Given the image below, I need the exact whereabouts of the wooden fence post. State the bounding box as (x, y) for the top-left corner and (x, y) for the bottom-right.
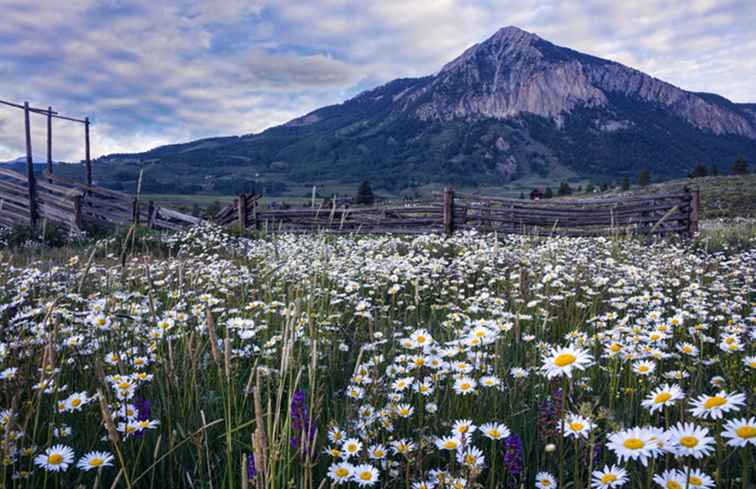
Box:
(132, 198), (140, 225)
(47, 106), (53, 179)
(147, 201), (156, 229)
(688, 188), (700, 236)
(238, 193), (248, 231)
(24, 102), (38, 231)
(72, 194), (82, 229)
(84, 117), (92, 186)
(443, 186), (455, 237)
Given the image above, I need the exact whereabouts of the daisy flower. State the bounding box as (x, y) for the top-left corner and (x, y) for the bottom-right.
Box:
(456, 446), (485, 468)
(367, 444), (387, 460)
(743, 355), (756, 369)
(666, 422), (714, 459)
(591, 464), (628, 488)
(689, 391), (746, 419)
(76, 451), (114, 471)
(542, 346), (593, 379)
(652, 469), (685, 489)
(632, 360), (656, 376)
(641, 384), (684, 414)
(564, 414), (594, 439)
(480, 422), (510, 440)
(606, 427), (658, 466)
(451, 419), (476, 437)
(721, 417), (756, 447)
(352, 463), (379, 487)
(33, 444), (75, 472)
(453, 376), (477, 395)
(535, 471), (557, 489)
(396, 404), (414, 418)
(680, 467), (715, 489)
(341, 438), (363, 458)
(435, 435), (462, 451)
(327, 462), (353, 484)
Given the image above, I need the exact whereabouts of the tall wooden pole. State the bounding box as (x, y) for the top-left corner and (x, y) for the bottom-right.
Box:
(24, 102), (37, 230)
(688, 188), (700, 236)
(443, 186), (455, 237)
(47, 106), (53, 176)
(84, 116), (91, 186)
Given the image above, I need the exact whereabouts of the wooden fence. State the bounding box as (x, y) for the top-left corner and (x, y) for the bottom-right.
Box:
(0, 165), (699, 238)
(0, 168), (202, 233)
(215, 187), (700, 238)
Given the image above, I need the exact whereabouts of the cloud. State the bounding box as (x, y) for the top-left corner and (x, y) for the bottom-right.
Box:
(0, 0), (754, 161)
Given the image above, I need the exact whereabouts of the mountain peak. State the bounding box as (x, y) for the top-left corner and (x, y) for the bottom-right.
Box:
(488, 25), (540, 43)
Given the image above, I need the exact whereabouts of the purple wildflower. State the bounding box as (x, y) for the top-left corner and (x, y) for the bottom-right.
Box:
(247, 453), (256, 479)
(290, 389), (317, 456)
(132, 395), (151, 438)
(538, 387), (563, 440)
(502, 433), (524, 485)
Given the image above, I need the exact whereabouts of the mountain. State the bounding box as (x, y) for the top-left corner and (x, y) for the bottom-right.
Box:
(98, 26), (756, 194)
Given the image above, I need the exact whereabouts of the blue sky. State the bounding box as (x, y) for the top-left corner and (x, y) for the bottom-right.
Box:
(1, 0), (755, 161)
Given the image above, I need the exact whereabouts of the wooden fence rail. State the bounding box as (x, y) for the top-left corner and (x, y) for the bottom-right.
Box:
(0, 168), (203, 234)
(215, 187), (700, 238)
(0, 165), (700, 239)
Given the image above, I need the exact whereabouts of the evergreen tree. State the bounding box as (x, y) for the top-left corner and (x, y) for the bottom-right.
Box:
(544, 187), (554, 199)
(600, 182), (609, 192)
(638, 169), (651, 187)
(558, 181), (572, 196)
(688, 164), (708, 179)
(621, 176), (630, 191)
(731, 155), (749, 175)
(519, 192), (525, 199)
(355, 180), (375, 205)
(710, 165), (719, 177)
(585, 182), (595, 193)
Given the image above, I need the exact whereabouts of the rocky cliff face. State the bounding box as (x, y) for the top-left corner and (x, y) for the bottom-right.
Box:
(380, 26), (756, 138)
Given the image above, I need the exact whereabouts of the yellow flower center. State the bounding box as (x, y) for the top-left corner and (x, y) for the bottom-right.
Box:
(623, 438), (644, 449)
(601, 474), (618, 484)
(89, 457), (104, 467)
(679, 436), (698, 448)
(638, 365), (650, 373)
(360, 471), (372, 481)
(703, 396), (727, 409)
(118, 382), (131, 389)
(489, 430), (500, 438)
(71, 399), (81, 407)
(541, 480), (551, 487)
(609, 343), (621, 352)
(335, 468), (349, 478)
(735, 426), (756, 439)
(689, 476), (702, 486)
(465, 454), (475, 464)
(667, 482), (681, 489)
(655, 392), (672, 404)
(443, 441), (458, 449)
(48, 454), (63, 464)
(570, 422), (585, 431)
(460, 383), (471, 390)
(554, 353), (576, 367)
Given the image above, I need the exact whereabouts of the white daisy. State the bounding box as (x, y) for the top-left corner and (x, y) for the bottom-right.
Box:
(76, 451), (114, 471)
(721, 417), (756, 447)
(33, 444), (75, 472)
(689, 391), (746, 419)
(591, 464), (628, 488)
(641, 384), (685, 414)
(666, 422), (714, 459)
(606, 427), (658, 466)
(542, 346), (593, 379)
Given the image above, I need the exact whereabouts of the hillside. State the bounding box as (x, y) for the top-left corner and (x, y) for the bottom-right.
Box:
(94, 26), (756, 196)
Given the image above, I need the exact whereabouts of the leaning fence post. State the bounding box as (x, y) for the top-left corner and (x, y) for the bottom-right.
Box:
(238, 192), (248, 231)
(72, 194), (82, 229)
(147, 201), (155, 229)
(132, 198), (140, 225)
(688, 188), (700, 236)
(443, 186), (455, 237)
(24, 102), (38, 231)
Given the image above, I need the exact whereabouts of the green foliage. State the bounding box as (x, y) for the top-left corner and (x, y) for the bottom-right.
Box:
(585, 181), (595, 193)
(689, 164), (708, 178)
(0, 222), (69, 249)
(355, 180), (375, 205)
(543, 187), (554, 198)
(557, 180), (572, 196)
(638, 169), (651, 187)
(731, 155), (749, 175)
(621, 176), (630, 191)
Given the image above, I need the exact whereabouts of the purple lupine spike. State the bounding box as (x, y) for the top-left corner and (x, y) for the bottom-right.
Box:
(290, 389), (317, 456)
(537, 387), (563, 440)
(247, 453), (256, 479)
(133, 395), (151, 438)
(502, 433), (524, 484)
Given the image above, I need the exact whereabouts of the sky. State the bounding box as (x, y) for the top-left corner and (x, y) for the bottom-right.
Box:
(1, 0), (755, 162)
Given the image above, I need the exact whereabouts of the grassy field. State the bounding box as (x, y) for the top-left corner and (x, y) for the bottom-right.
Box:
(0, 223), (754, 489)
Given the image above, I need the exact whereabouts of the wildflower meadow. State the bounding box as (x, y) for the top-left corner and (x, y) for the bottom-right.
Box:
(0, 226), (753, 488)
